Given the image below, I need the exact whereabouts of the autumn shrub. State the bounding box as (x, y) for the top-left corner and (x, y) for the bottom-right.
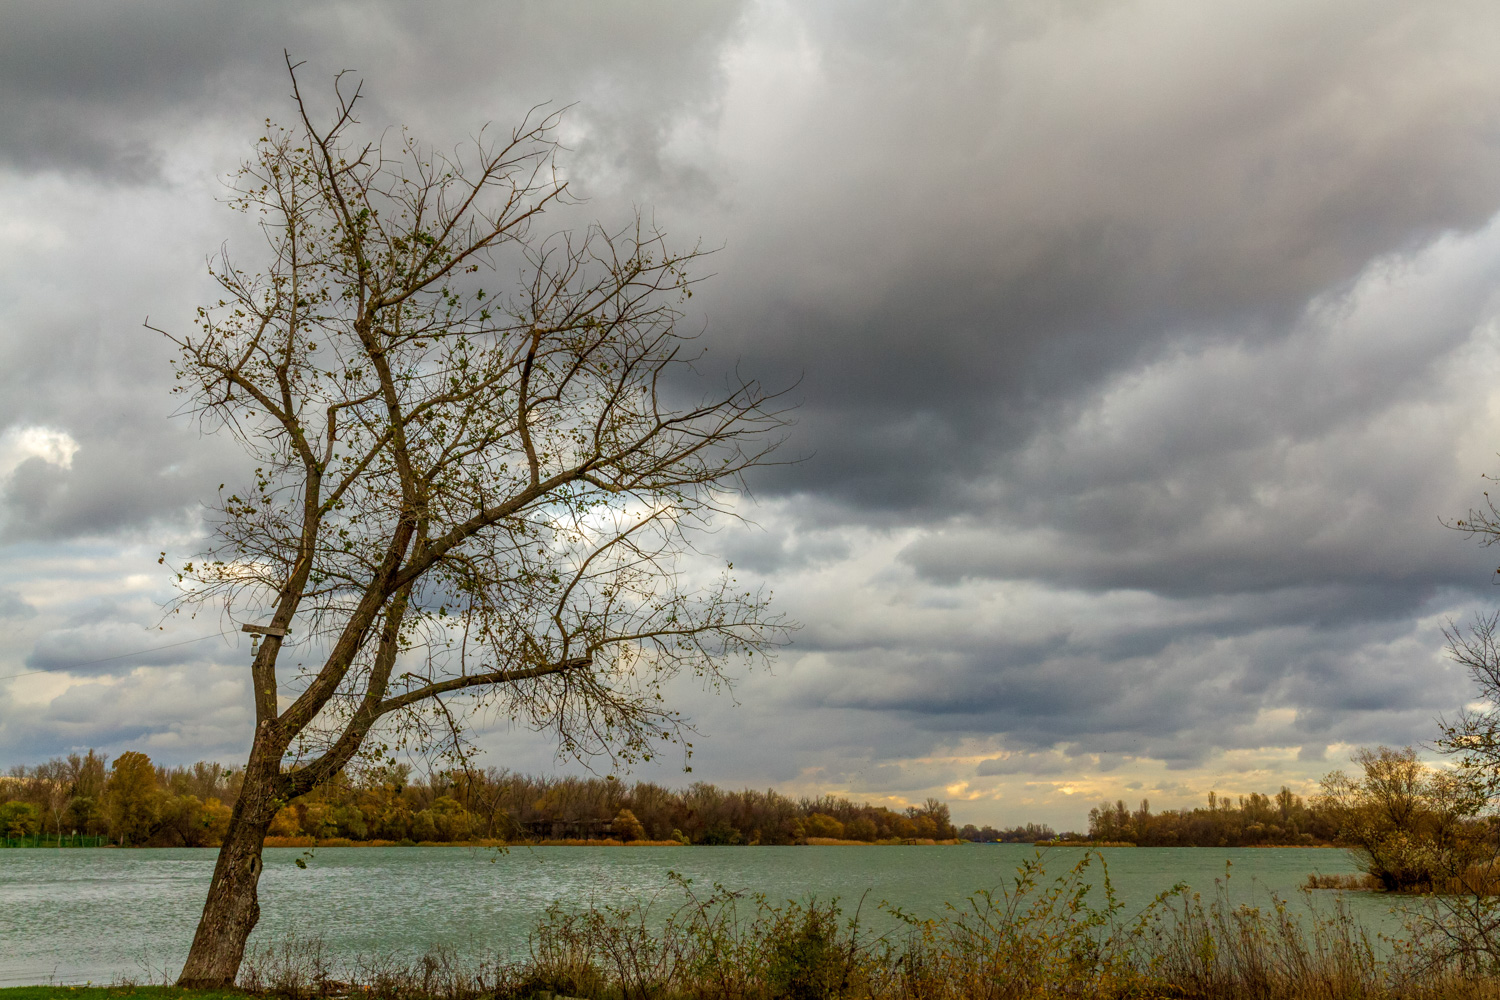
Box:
(698, 821), (742, 845)
(804, 813), (845, 840)
(270, 805), (304, 838)
(1, 799), (41, 838)
(612, 808), (646, 842)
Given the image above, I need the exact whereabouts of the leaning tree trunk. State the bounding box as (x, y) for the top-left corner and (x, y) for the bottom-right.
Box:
(177, 747), (282, 987)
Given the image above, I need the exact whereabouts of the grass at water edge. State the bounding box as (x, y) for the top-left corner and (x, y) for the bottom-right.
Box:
(0, 989), (244, 1000)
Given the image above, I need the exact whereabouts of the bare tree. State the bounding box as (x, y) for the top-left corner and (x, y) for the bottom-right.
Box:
(1440, 484), (1500, 784)
(1396, 487), (1500, 966)
(159, 59), (792, 987)
(1318, 746), (1487, 891)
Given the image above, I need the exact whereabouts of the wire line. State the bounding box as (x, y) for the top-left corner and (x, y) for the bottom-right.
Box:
(0, 631), (234, 681)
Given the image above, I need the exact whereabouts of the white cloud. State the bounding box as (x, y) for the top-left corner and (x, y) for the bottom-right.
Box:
(0, 425), (78, 476)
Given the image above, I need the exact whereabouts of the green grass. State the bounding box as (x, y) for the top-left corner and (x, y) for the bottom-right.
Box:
(0, 988), (244, 1000)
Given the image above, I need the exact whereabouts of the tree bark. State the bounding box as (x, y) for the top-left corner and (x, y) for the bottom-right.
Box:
(176, 745), (281, 987)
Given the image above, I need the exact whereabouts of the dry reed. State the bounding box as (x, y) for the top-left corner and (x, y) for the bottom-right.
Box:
(234, 851), (1500, 1000)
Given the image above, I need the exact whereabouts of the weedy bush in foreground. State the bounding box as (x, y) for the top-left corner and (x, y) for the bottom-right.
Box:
(524, 873), (870, 1000)
(238, 935), (337, 1000)
(241, 935), (524, 1000)
(234, 853), (1500, 1000)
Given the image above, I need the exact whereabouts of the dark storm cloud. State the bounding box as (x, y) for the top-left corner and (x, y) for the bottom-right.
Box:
(699, 1), (1500, 515)
(0, 2), (287, 179)
(0, 0), (746, 182)
(14, 0), (1495, 541)
(0, 663), (251, 760)
(23, 615), (227, 677)
(719, 519), (852, 574)
(755, 522), (1480, 764)
(0, 0), (752, 535)
(1, 448), (209, 543)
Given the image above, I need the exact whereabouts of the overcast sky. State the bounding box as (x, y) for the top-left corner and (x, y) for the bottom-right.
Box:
(6, 0), (1500, 829)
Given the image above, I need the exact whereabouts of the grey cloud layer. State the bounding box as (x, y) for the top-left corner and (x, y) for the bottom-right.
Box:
(2, 1), (1499, 823)
(0, 0), (747, 182)
(903, 226), (1500, 597)
(704, 1), (1500, 512)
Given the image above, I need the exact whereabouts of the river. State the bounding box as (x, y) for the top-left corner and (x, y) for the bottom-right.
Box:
(0, 844), (1408, 985)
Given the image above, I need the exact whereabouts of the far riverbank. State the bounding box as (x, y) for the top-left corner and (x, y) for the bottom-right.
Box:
(0, 835), (966, 849)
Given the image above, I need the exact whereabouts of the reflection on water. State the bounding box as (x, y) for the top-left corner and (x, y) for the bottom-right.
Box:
(0, 844), (1402, 986)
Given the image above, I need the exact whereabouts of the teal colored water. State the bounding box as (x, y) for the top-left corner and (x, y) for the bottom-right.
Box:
(0, 845), (1404, 986)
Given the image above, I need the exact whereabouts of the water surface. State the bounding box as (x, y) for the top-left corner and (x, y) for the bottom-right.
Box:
(0, 844), (1397, 985)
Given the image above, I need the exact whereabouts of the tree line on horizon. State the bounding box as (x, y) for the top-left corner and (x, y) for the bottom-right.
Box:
(1084, 786), (1341, 846)
(9, 746), (1481, 873)
(957, 821), (1059, 843)
(1079, 747), (1500, 895)
(0, 750), (965, 847)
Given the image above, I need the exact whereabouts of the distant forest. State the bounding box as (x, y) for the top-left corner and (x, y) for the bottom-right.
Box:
(932, 789), (1340, 847)
(956, 822), (1058, 843)
(1, 750), (1346, 849)
(1080, 789), (1339, 846)
(0, 750), (962, 847)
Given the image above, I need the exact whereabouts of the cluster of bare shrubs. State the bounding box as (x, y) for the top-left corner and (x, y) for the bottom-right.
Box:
(1318, 746), (1497, 893)
(231, 852), (1500, 1000)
